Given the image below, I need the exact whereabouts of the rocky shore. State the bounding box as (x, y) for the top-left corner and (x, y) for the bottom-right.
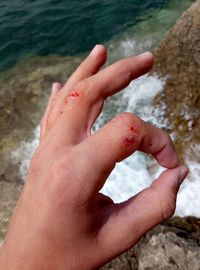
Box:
(153, 0), (200, 163)
(0, 55), (83, 182)
(102, 217), (200, 270)
(0, 0), (200, 268)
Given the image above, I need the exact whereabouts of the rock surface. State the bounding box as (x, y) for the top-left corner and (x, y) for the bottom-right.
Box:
(0, 55), (82, 182)
(102, 217), (200, 270)
(153, 0), (200, 162)
(0, 181), (22, 243)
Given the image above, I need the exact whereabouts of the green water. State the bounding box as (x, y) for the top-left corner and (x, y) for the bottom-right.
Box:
(0, 0), (193, 72)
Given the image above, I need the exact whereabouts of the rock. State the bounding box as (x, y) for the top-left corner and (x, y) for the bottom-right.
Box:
(0, 181), (22, 242)
(102, 217), (200, 270)
(138, 231), (200, 270)
(153, 0), (200, 162)
(0, 55), (82, 182)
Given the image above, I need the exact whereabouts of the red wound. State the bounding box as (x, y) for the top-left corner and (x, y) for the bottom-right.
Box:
(123, 136), (135, 147)
(130, 126), (137, 133)
(69, 91), (79, 97)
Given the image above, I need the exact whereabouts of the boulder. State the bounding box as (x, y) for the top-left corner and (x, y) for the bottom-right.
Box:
(153, 0), (200, 162)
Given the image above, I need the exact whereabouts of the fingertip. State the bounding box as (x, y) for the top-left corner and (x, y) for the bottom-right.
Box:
(90, 44), (107, 59)
(52, 82), (62, 93)
(156, 165), (188, 193)
(154, 136), (180, 169)
(139, 51), (154, 64)
(133, 51), (154, 74)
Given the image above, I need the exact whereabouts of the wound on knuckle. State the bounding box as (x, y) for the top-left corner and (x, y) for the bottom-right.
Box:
(119, 113), (142, 133)
(73, 80), (90, 95)
(115, 113), (142, 148)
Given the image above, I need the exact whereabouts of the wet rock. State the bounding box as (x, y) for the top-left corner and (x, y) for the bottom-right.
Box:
(153, 0), (200, 162)
(0, 55), (82, 182)
(102, 217), (200, 270)
(0, 181), (22, 242)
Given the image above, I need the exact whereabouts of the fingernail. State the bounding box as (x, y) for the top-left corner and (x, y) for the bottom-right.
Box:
(52, 83), (58, 95)
(139, 51), (154, 59)
(90, 45), (102, 56)
(178, 166), (189, 185)
(52, 82), (62, 95)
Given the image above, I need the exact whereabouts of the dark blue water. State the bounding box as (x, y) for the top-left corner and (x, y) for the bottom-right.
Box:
(0, 0), (168, 71)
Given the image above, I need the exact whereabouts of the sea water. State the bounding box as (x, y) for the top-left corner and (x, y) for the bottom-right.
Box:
(1, 0), (200, 216)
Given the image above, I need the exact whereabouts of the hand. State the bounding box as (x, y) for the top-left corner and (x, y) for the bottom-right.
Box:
(0, 45), (188, 270)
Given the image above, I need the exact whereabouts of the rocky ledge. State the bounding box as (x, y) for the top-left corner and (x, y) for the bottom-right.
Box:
(153, 0), (200, 162)
(0, 55), (82, 182)
(102, 217), (200, 270)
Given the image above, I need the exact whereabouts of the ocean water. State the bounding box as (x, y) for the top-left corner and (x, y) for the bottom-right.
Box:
(0, 0), (168, 71)
(0, 0), (193, 71)
(2, 0), (200, 217)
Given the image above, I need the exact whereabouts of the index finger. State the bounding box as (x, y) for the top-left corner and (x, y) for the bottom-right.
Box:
(72, 113), (179, 196)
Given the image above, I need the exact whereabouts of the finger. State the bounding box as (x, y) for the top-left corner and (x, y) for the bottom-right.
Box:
(98, 166), (188, 261)
(47, 45), (107, 132)
(71, 113), (179, 196)
(64, 45), (107, 92)
(50, 52), (153, 147)
(40, 82), (62, 142)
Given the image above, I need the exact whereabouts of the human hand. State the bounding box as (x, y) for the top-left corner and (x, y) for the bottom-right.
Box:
(0, 45), (188, 270)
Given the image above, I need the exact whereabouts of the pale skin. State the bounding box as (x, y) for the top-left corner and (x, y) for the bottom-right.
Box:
(0, 45), (188, 270)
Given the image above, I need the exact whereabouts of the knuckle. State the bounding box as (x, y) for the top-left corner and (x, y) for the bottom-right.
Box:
(73, 79), (91, 95)
(118, 112), (143, 131)
(114, 113), (143, 148)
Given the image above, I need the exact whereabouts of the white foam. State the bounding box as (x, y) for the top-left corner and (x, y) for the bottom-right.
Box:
(176, 158), (200, 217)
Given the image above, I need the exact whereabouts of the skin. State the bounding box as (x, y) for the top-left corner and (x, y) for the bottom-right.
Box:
(0, 45), (188, 270)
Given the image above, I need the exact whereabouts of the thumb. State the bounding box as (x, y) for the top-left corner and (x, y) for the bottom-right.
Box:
(99, 166), (188, 261)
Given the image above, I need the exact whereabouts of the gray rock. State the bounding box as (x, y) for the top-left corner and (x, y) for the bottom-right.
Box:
(102, 218), (200, 270)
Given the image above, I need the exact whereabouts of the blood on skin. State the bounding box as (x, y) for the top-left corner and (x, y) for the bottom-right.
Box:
(123, 135), (135, 147)
(69, 91), (80, 97)
(130, 126), (138, 133)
